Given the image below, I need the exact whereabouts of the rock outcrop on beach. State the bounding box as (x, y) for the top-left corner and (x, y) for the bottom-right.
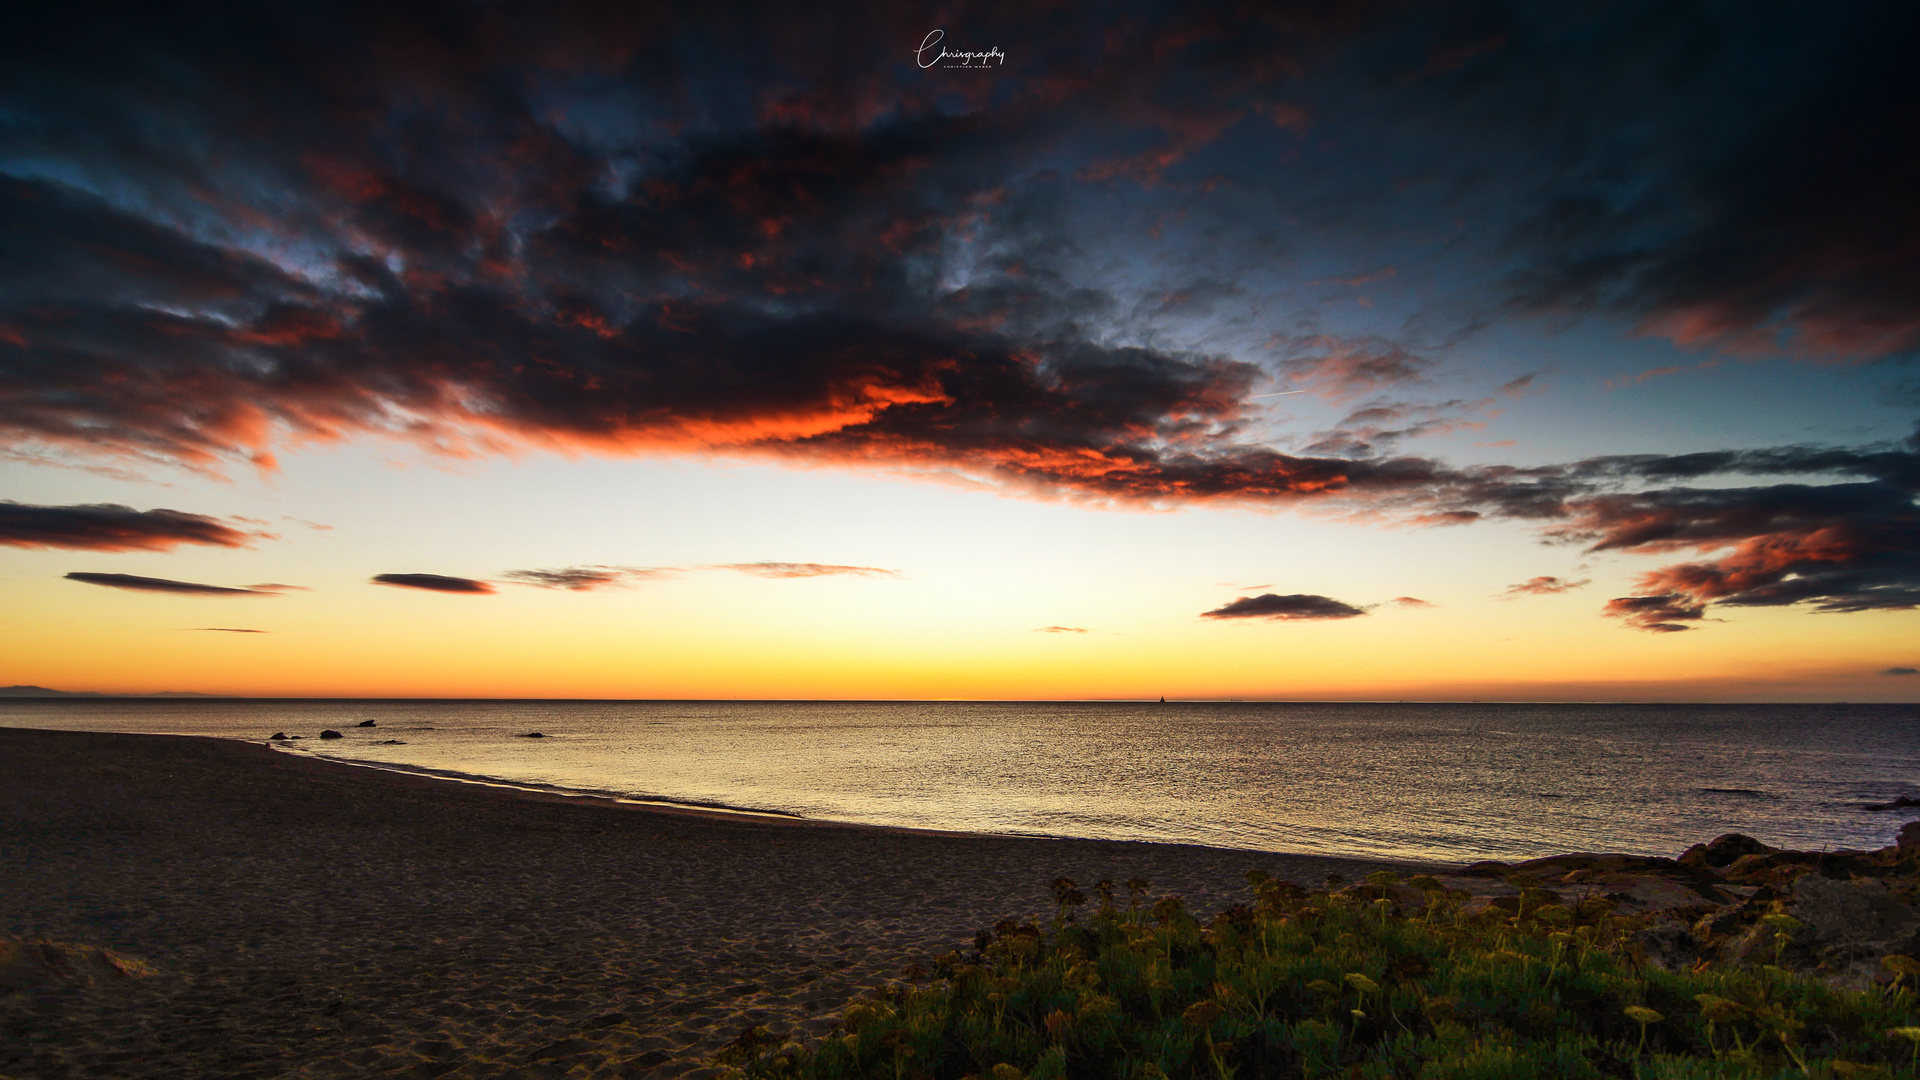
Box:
(1398, 825), (1920, 989)
(318, 729), (342, 739)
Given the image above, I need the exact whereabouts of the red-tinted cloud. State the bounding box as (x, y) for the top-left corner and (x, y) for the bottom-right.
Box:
(1496, 575), (1589, 599)
(1, 500), (261, 551)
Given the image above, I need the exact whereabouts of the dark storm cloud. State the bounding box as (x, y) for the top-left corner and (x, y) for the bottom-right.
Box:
(1543, 444), (1920, 619)
(371, 573), (495, 594)
(1385, 5), (1920, 360)
(2, 1), (1916, 631)
(1881, 667), (1919, 676)
(65, 572), (279, 596)
(0, 500), (261, 551)
(1201, 594), (1370, 621)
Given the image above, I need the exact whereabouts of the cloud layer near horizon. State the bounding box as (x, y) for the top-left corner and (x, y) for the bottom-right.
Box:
(65, 572), (282, 596)
(371, 573), (495, 594)
(2, 501), (260, 551)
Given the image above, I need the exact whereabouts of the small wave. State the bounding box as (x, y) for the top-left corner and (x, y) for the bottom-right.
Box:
(273, 748), (803, 819)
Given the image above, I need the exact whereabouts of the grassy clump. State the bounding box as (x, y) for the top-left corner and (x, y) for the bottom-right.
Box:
(716, 872), (1920, 1079)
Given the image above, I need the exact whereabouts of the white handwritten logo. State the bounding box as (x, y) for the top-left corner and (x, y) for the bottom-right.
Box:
(916, 30), (1005, 69)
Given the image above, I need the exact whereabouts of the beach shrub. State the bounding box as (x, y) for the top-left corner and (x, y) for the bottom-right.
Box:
(711, 872), (1920, 1080)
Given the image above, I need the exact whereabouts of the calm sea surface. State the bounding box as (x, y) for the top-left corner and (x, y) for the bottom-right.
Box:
(6, 699), (1916, 864)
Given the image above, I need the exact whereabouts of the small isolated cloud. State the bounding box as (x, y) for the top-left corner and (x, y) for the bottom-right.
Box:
(248, 583), (308, 592)
(1035, 625), (1089, 633)
(371, 573), (495, 594)
(1390, 596), (1435, 608)
(1202, 593), (1370, 621)
(1497, 576), (1591, 599)
(65, 572), (279, 596)
(1603, 593), (1706, 633)
(717, 562), (901, 579)
(502, 565), (667, 591)
(1882, 667), (1920, 676)
(191, 627), (266, 633)
(3, 500), (263, 551)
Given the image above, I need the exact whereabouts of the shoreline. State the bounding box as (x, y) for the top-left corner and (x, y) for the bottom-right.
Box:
(2, 726), (1430, 1079)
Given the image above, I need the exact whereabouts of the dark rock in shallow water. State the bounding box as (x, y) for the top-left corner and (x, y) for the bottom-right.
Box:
(1679, 832), (1775, 869)
(268, 732), (288, 740)
(376, 739), (406, 745)
(356, 719), (377, 728)
(1865, 795), (1920, 812)
(518, 732), (545, 738)
(1901, 822), (1920, 854)
(319, 730), (343, 740)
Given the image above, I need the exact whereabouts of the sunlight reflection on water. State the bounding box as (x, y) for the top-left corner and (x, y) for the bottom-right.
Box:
(7, 699), (1917, 863)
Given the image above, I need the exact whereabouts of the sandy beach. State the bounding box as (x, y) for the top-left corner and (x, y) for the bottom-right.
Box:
(0, 727), (1429, 1080)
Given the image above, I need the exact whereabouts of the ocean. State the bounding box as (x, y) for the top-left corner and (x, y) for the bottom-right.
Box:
(5, 699), (1915, 865)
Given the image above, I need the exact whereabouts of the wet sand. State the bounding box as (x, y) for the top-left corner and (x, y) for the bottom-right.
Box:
(0, 726), (1429, 1080)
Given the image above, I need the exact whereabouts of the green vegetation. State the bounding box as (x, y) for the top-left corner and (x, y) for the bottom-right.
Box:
(716, 872), (1920, 1079)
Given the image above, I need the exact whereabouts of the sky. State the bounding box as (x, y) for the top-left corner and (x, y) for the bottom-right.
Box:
(1, 0), (1916, 701)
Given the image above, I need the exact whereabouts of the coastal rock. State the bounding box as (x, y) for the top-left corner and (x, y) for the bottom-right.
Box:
(377, 739), (406, 745)
(319, 730), (343, 740)
(1727, 874), (1920, 987)
(1865, 796), (1920, 812)
(1678, 833), (1775, 869)
(356, 720), (377, 728)
(1721, 849), (1887, 885)
(1630, 920), (1701, 971)
(1791, 874), (1920, 954)
(1900, 821), (1920, 854)
(1457, 861), (1510, 878)
(269, 732), (288, 740)
(518, 732), (545, 738)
